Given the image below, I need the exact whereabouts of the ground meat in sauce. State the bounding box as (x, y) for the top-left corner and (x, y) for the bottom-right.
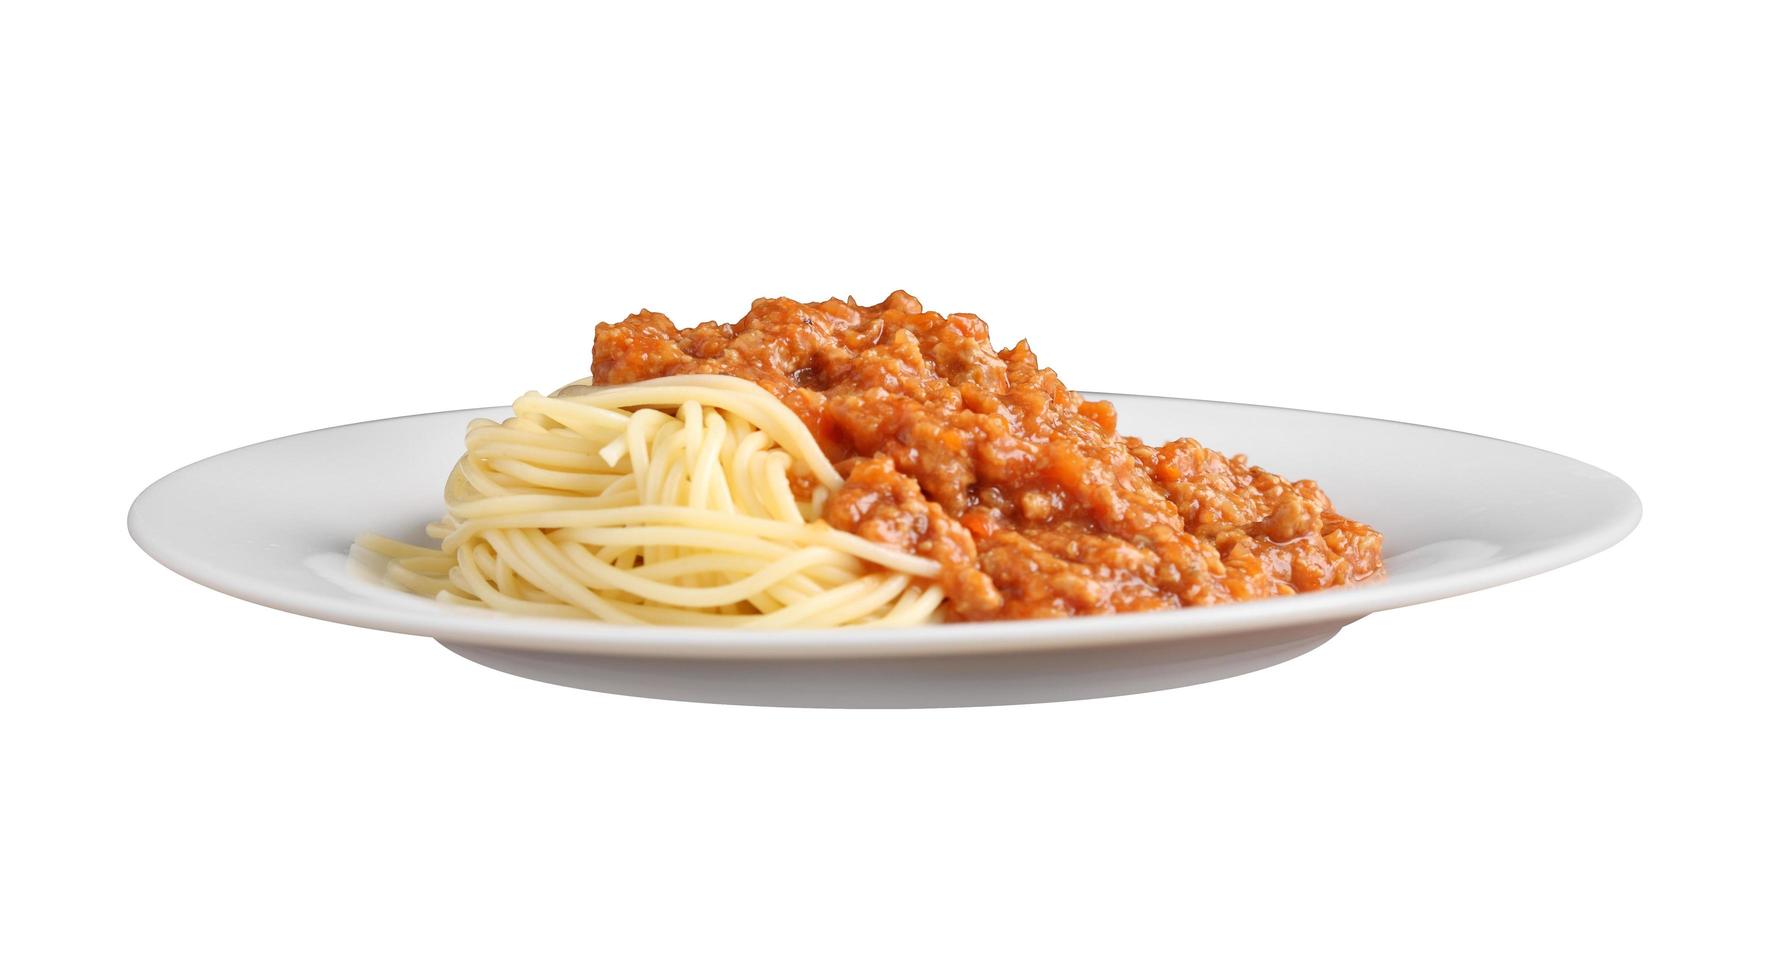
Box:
(591, 291), (1384, 621)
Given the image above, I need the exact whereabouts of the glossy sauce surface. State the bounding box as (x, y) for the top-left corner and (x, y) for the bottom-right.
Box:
(592, 292), (1383, 620)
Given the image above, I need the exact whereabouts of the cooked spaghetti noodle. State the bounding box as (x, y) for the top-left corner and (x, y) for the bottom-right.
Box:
(353, 375), (945, 627)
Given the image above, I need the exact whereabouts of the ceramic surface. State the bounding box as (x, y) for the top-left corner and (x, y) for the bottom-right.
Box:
(129, 394), (1640, 707)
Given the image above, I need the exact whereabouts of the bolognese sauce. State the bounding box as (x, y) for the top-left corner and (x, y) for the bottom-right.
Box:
(591, 291), (1383, 621)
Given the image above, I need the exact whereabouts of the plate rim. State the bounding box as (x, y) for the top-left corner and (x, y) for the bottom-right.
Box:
(127, 392), (1643, 660)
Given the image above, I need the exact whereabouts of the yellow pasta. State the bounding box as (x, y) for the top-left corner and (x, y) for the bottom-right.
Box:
(353, 375), (943, 627)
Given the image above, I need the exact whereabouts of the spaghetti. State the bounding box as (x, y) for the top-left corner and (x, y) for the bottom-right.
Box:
(353, 375), (945, 627)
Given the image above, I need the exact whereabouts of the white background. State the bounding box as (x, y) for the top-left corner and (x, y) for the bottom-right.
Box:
(4, 2), (1765, 977)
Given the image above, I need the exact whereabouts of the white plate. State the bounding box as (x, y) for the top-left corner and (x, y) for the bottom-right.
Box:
(129, 394), (1640, 707)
